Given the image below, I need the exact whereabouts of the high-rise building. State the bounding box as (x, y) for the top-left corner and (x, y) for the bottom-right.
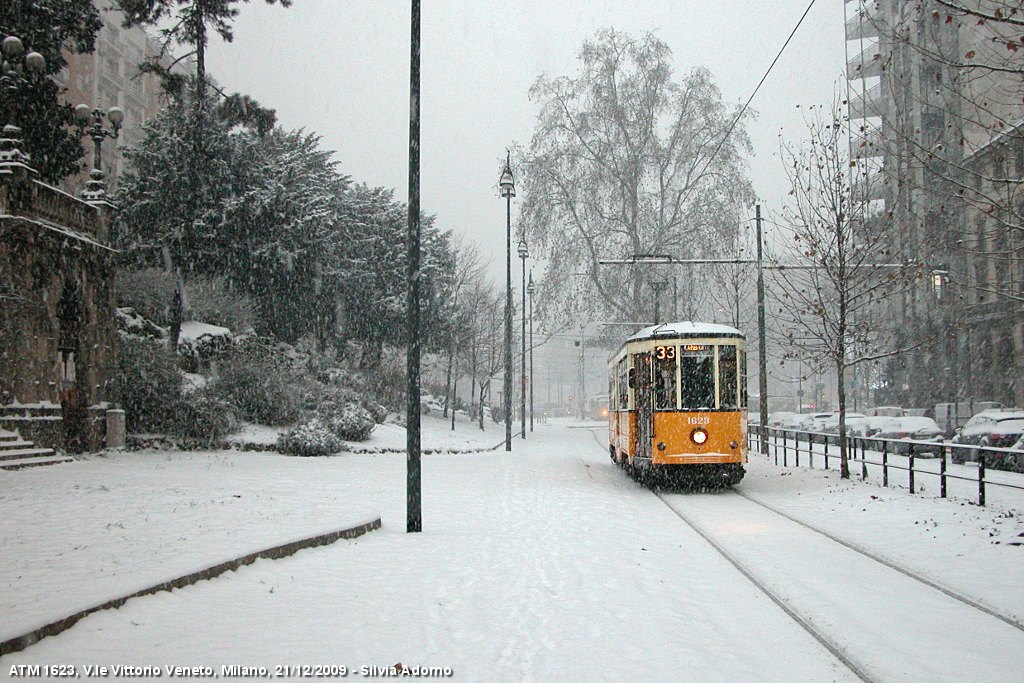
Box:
(56, 0), (192, 197)
(845, 0), (1023, 408)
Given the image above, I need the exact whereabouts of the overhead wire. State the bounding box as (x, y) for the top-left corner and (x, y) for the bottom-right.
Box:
(695, 0), (821, 184)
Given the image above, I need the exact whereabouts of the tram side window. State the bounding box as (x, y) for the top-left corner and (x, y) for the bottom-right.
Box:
(679, 348), (715, 410)
(719, 345), (738, 409)
(738, 349), (748, 408)
(618, 360), (629, 409)
(654, 346), (677, 410)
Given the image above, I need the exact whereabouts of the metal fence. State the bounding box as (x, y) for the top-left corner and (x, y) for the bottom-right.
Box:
(747, 425), (1024, 507)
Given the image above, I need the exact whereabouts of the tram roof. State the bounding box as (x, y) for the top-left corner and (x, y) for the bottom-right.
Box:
(625, 321), (745, 343)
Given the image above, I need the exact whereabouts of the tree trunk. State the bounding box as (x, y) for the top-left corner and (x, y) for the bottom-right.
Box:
(443, 342), (454, 418)
(837, 357), (849, 479)
(451, 376), (457, 430)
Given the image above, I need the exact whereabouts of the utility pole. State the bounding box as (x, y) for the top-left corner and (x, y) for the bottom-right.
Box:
(649, 280), (669, 325)
(405, 0), (422, 533)
(756, 203), (768, 455)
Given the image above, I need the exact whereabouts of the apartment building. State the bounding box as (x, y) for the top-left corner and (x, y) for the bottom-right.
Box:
(845, 0), (1023, 407)
(56, 0), (190, 197)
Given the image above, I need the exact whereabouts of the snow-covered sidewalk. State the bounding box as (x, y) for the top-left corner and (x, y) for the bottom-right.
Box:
(2, 420), (1022, 680)
(0, 415), (504, 646)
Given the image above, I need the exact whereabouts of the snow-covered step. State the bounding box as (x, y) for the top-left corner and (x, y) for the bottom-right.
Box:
(0, 455), (74, 471)
(0, 448), (57, 462)
(0, 429), (20, 442)
(0, 439), (35, 450)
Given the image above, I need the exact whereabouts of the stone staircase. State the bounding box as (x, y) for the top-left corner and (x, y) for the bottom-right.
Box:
(0, 428), (74, 470)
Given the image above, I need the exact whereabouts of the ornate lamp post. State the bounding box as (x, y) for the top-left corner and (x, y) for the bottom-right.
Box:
(74, 104), (124, 201)
(499, 153), (515, 451)
(1, 36), (46, 114)
(518, 237), (529, 439)
(527, 271), (535, 432)
(0, 36), (45, 177)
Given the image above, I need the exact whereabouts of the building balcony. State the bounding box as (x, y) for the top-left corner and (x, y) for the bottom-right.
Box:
(851, 128), (887, 159)
(847, 43), (885, 79)
(848, 81), (887, 119)
(845, 6), (881, 41)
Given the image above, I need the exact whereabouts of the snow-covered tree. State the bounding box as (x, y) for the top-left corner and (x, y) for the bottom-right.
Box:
(519, 29), (756, 326)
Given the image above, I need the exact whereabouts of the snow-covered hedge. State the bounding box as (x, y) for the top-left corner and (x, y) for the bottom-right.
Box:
(318, 401), (376, 442)
(167, 393), (237, 445)
(114, 336), (183, 433)
(177, 321), (233, 372)
(277, 418), (342, 457)
(209, 339), (303, 426)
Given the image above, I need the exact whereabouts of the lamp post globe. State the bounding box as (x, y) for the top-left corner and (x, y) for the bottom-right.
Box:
(518, 238), (528, 439)
(499, 153), (515, 451)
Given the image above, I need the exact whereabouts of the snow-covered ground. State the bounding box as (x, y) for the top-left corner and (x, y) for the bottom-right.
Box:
(2, 418), (1023, 680)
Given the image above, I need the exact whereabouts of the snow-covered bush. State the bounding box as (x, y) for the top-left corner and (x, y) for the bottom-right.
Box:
(177, 321), (233, 372)
(116, 268), (175, 325)
(209, 339), (303, 426)
(184, 275), (257, 333)
(277, 417), (342, 456)
(167, 393), (237, 444)
(116, 307), (166, 340)
(318, 385), (387, 427)
(113, 336), (183, 433)
(318, 401), (376, 442)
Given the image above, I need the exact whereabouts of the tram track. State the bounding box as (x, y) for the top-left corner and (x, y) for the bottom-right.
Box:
(733, 489), (1024, 634)
(653, 488), (1024, 682)
(655, 490), (877, 683)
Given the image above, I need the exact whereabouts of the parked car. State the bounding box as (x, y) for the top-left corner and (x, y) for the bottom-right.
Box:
(863, 415), (898, 437)
(950, 410), (1024, 464)
(779, 413), (814, 439)
(805, 412), (834, 442)
(873, 416), (944, 455)
(767, 411), (796, 429)
(866, 406), (906, 418)
(821, 412), (869, 443)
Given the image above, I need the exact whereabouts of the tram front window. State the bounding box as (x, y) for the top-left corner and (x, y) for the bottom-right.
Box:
(654, 348), (677, 410)
(680, 347), (715, 410)
(719, 345), (738, 409)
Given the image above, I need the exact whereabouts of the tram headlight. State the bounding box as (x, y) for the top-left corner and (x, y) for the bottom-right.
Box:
(690, 427), (709, 445)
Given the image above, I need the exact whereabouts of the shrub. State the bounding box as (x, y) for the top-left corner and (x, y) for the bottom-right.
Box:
(318, 401), (376, 442)
(166, 392), (237, 444)
(113, 336), (183, 433)
(117, 268), (175, 326)
(277, 417), (342, 456)
(208, 339), (303, 425)
(185, 275), (258, 333)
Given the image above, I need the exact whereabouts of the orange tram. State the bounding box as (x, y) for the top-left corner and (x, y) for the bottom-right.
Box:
(608, 322), (748, 487)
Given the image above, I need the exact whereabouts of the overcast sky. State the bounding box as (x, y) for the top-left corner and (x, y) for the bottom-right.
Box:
(205, 0), (848, 283)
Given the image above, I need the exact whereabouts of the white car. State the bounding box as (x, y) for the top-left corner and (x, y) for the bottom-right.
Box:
(822, 412), (868, 435)
(805, 412), (834, 442)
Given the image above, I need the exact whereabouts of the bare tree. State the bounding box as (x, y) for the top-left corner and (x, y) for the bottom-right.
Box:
(774, 97), (911, 478)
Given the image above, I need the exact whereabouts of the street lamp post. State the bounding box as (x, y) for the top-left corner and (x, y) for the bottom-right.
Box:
(518, 238), (528, 439)
(0, 36), (45, 181)
(74, 104), (123, 201)
(1, 36), (46, 125)
(528, 272), (535, 432)
(499, 153), (515, 451)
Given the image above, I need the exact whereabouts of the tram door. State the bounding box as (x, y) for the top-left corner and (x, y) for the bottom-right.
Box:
(633, 352), (653, 461)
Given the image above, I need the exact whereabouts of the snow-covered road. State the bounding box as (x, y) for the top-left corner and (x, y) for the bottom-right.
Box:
(3, 419), (1023, 682)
